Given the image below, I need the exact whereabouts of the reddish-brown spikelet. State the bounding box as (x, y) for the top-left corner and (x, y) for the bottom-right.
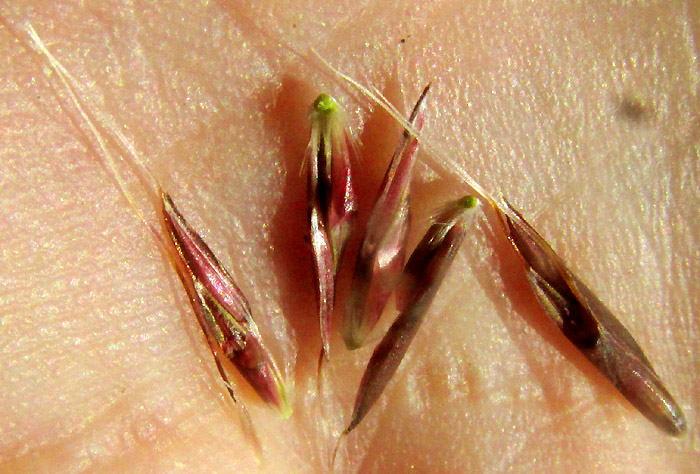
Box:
(344, 195), (478, 434)
(161, 193), (292, 417)
(493, 199), (686, 436)
(307, 94), (358, 359)
(343, 85), (431, 350)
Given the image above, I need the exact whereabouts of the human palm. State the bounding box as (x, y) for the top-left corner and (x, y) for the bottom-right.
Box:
(1, 1), (698, 472)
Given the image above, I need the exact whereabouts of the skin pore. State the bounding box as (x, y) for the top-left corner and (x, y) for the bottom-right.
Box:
(1, 1), (698, 472)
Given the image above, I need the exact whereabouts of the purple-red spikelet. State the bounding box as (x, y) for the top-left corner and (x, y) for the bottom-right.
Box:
(493, 199), (686, 435)
(307, 94), (358, 359)
(344, 195), (478, 434)
(343, 85), (431, 350)
(161, 193), (292, 417)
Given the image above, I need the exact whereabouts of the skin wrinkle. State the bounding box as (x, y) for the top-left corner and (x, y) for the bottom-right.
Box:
(129, 3), (183, 126)
(1, 1), (699, 472)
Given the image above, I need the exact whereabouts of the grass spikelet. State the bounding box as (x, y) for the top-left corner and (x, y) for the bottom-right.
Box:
(306, 94), (358, 359)
(162, 194), (292, 417)
(341, 195), (479, 439)
(19, 23), (291, 459)
(342, 84), (431, 350)
(493, 200), (686, 436)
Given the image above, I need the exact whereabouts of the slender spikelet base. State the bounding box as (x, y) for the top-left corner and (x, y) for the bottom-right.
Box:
(307, 94), (358, 359)
(493, 199), (686, 436)
(343, 85), (431, 350)
(343, 196), (479, 436)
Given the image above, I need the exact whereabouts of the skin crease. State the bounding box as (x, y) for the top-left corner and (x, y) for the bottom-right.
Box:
(0, 0), (698, 472)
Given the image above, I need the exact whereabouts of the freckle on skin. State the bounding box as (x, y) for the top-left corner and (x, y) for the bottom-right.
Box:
(617, 95), (652, 122)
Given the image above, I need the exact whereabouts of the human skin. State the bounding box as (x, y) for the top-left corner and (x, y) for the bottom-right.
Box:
(1, 1), (698, 472)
